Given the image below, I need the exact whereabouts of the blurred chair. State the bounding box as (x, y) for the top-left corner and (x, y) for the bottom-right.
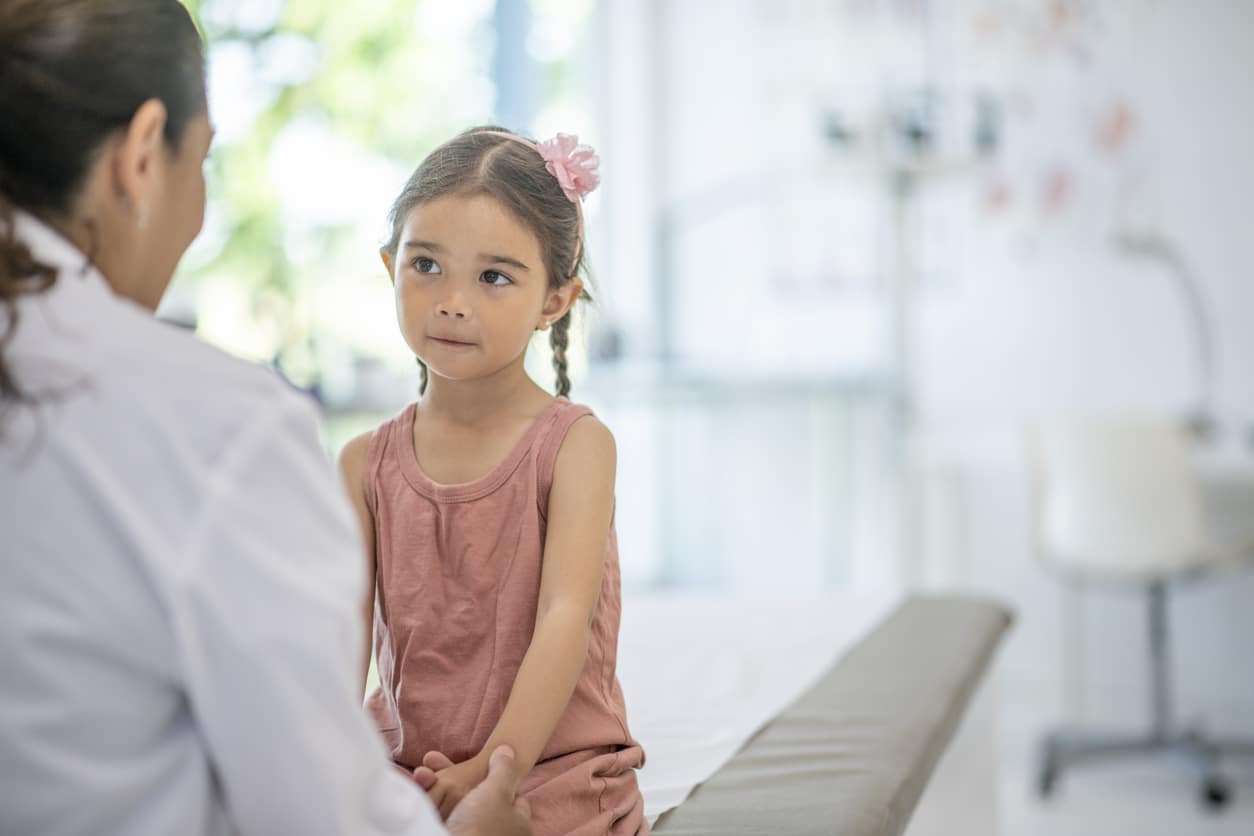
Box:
(1027, 415), (1254, 809)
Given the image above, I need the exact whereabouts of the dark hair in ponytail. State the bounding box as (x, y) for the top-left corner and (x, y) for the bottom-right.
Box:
(383, 126), (591, 399)
(0, 0), (206, 414)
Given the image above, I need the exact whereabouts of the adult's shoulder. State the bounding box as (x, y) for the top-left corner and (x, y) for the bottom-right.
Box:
(111, 309), (321, 459)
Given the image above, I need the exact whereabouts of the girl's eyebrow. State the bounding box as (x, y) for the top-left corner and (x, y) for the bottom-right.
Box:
(403, 240), (444, 251)
(482, 254), (530, 272)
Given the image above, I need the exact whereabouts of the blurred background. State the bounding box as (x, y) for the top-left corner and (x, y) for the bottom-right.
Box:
(174, 0), (1254, 832)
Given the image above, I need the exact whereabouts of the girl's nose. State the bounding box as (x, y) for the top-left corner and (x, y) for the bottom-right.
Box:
(435, 296), (470, 319)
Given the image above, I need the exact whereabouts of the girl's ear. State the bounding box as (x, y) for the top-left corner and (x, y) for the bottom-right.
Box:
(541, 278), (583, 324)
(380, 248), (396, 284)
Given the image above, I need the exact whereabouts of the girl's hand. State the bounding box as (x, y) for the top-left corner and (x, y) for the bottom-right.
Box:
(446, 746), (533, 836)
(411, 750), (453, 791)
(421, 750), (490, 821)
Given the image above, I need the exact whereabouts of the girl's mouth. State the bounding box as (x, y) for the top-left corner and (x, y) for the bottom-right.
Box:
(429, 336), (476, 349)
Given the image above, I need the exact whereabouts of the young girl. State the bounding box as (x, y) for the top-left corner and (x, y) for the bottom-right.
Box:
(339, 127), (647, 836)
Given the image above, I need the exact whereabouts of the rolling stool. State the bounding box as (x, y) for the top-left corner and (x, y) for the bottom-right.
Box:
(1027, 416), (1254, 810)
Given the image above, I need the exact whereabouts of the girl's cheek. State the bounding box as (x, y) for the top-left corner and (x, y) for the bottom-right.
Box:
(394, 290), (423, 339)
(396, 281), (424, 314)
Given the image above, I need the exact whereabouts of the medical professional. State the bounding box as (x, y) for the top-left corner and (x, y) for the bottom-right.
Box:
(0, 2), (531, 835)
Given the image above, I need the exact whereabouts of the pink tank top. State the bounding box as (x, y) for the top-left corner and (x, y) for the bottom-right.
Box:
(363, 397), (642, 775)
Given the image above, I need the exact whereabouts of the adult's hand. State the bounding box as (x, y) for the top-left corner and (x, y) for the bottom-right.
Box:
(444, 745), (532, 836)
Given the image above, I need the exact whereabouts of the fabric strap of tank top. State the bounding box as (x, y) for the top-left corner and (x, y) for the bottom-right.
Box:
(536, 402), (594, 521)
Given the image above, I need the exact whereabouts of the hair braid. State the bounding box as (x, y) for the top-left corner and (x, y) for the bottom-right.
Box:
(416, 357), (429, 395)
(549, 312), (572, 399)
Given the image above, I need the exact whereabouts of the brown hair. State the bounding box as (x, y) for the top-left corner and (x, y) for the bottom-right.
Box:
(383, 126), (591, 398)
(0, 0), (206, 414)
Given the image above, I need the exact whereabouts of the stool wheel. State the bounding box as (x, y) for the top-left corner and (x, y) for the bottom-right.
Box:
(1201, 776), (1231, 811)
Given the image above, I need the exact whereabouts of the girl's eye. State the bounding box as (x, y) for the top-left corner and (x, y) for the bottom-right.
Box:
(481, 270), (512, 287)
(412, 256), (441, 274)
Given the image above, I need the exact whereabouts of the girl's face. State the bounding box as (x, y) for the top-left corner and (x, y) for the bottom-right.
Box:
(383, 193), (579, 388)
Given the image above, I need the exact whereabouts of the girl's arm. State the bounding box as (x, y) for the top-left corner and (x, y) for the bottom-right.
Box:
(422, 416), (616, 819)
(338, 432), (378, 696)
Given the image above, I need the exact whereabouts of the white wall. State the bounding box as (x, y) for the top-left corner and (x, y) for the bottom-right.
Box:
(916, 0), (1254, 734)
(920, 0), (1254, 433)
(599, 0), (1254, 730)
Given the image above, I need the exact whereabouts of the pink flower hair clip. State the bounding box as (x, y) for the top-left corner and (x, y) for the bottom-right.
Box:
(535, 133), (600, 203)
(476, 128), (600, 275)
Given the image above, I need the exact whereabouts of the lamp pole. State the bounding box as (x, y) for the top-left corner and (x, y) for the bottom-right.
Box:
(1113, 230), (1217, 439)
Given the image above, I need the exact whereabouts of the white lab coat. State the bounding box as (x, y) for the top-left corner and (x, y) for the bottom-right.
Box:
(0, 213), (446, 836)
